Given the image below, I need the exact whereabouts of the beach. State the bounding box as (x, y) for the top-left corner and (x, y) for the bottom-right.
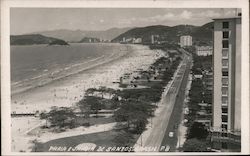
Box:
(11, 44), (165, 152)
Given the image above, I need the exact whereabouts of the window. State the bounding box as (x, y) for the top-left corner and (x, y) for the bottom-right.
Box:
(222, 78), (228, 85)
(221, 124), (228, 130)
(222, 87), (228, 95)
(222, 115), (228, 122)
(222, 40), (229, 48)
(222, 97), (228, 105)
(222, 49), (228, 58)
(222, 59), (228, 67)
(222, 107), (228, 114)
(222, 71), (228, 76)
(222, 21), (229, 29)
(223, 31), (229, 38)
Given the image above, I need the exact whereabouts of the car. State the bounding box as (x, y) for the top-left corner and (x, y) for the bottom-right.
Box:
(169, 132), (174, 137)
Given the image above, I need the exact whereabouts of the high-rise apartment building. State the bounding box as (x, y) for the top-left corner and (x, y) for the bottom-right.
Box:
(211, 16), (241, 151)
(180, 35), (192, 47)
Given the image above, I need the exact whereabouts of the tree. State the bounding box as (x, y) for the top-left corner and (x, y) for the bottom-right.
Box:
(187, 122), (208, 140)
(113, 130), (135, 147)
(182, 138), (208, 152)
(47, 107), (77, 128)
(78, 96), (103, 117)
(98, 86), (107, 98)
(114, 99), (153, 133)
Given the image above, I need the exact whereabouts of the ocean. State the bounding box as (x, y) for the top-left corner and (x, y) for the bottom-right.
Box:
(11, 43), (129, 94)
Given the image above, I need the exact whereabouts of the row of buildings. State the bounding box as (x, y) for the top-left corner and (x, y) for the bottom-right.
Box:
(121, 35), (192, 46)
(121, 37), (142, 44)
(193, 70), (213, 127)
(120, 15), (242, 151)
(185, 15), (241, 152)
(195, 46), (213, 56)
(181, 35), (213, 56)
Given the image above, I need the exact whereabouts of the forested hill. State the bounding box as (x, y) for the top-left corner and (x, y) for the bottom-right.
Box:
(112, 22), (213, 45)
(10, 34), (69, 45)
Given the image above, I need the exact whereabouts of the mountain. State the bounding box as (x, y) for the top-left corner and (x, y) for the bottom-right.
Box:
(35, 27), (132, 42)
(10, 34), (68, 45)
(112, 22), (213, 45)
(191, 22), (213, 45)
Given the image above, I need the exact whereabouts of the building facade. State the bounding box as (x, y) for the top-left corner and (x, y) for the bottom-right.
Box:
(196, 46), (213, 56)
(180, 35), (192, 47)
(211, 16), (241, 151)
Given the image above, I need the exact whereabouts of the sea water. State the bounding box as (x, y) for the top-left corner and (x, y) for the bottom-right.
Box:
(11, 43), (128, 94)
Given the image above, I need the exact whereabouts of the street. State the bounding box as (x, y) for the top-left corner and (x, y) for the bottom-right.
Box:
(160, 50), (192, 152)
(133, 50), (192, 152)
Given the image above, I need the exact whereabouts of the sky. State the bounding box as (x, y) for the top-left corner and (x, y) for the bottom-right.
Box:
(10, 8), (239, 35)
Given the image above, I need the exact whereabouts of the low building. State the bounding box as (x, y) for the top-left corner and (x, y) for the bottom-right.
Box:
(133, 38), (142, 44)
(195, 46), (213, 56)
(193, 74), (203, 79)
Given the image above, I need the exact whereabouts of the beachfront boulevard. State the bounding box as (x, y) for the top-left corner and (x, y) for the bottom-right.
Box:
(133, 51), (192, 152)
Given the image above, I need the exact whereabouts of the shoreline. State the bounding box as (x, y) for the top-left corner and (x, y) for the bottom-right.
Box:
(11, 43), (129, 95)
(12, 44), (133, 113)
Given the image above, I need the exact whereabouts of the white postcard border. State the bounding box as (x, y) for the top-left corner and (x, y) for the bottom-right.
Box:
(1, 0), (249, 155)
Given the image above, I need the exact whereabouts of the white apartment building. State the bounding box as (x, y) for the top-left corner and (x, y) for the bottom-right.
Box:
(180, 35), (192, 47)
(211, 16), (241, 151)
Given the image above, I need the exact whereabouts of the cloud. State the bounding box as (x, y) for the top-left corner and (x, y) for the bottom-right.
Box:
(118, 19), (132, 25)
(180, 10), (192, 19)
(99, 19), (104, 23)
(151, 13), (175, 21)
(224, 9), (237, 16)
(199, 10), (221, 18)
(117, 9), (237, 28)
(138, 13), (176, 23)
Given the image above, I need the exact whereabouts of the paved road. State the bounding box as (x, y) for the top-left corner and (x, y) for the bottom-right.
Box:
(160, 50), (192, 152)
(134, 51), (192, 152)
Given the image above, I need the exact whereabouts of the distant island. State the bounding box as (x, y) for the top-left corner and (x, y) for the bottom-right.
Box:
(10, 34), (69, 46)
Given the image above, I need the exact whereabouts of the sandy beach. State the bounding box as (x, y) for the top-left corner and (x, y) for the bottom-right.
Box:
(11, 44), (165, 152)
